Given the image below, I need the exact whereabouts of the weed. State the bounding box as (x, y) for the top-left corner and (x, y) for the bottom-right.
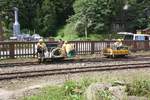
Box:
(126, 79), (150, 97)
(63, 80), (84, 100)
(98, 89), (115, 100)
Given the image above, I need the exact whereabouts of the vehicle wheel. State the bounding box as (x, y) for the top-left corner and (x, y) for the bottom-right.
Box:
(106, 56), (110, 58)
(100, 50), (103, 57)
(38, 58), (42, 64)
(111, 54), (115, 58)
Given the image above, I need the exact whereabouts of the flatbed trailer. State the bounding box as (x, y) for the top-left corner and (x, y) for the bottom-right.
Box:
(103, 46), (129, 58)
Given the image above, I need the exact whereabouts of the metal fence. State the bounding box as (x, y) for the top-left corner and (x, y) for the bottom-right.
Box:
(0, 40), (150, 59)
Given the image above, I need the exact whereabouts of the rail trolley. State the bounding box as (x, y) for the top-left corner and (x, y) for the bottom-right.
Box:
(37, 42), (64, 63)
(103, 46), (129, 58)
(37, 42), (76, 63)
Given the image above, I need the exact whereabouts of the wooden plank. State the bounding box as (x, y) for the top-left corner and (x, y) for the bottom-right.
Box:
(9, 43), (15, 58)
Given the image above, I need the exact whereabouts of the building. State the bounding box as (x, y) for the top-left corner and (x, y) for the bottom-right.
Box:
(142, 28), (150, 34)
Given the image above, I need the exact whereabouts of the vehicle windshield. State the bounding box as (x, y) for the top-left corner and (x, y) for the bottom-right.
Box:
(124, 35), (133, 40)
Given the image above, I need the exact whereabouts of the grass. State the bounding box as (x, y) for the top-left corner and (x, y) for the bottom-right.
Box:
(126, 79), (150, 97)
(98, 90), (115, 100)
(22, 79), (150, 100)
(22, 79), (94, 100)
(55, 23), (123, 41)
(55, 33), (122, 41)
(23, 86), (66, 100)
(55, 23), (79, 41)
(22, 70), (150, 100)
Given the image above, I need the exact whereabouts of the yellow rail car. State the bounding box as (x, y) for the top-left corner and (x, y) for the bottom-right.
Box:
(103, 46), (129, 58)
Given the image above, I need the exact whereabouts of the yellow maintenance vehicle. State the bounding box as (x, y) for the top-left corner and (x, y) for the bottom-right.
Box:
(103, 39), (129, 58)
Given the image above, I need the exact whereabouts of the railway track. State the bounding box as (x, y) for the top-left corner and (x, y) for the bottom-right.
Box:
(0, 55), (150, 67)
(0, 62), (150, 81)
(0, 61), (39, 67)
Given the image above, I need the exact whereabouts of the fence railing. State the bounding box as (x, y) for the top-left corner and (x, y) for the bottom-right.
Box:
(0, 40), (150, 59)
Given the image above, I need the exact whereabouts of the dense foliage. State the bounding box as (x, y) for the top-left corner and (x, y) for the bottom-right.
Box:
(0, 0), (74, 37)
(0, 0), (150, 39)
(70, 0), (113, 35)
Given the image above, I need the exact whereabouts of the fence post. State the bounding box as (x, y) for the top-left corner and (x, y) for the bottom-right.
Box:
(75, 42), (78, 55)
(144, 40), (149, 51)
(91, 42), (94, 54)
(133, 41), (137, 52)
(107, 41), (110, 48)
(33, 42), (36, 58)
(9, 42), (15, 58)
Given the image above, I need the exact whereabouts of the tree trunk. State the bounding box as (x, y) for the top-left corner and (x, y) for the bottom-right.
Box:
(84, 16), (88, 39)
(85, 25), (88, 39)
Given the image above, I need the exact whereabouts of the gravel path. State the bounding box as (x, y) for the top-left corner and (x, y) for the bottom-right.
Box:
(0, 58), (150, 74)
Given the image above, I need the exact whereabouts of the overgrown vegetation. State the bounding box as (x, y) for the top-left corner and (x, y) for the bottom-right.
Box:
(56, 26), (123, 41)
(126, 79), (150, 97)
(23, 79), (94, 100)
(22, 77), (150, 100)
(98, 90), (114, 100)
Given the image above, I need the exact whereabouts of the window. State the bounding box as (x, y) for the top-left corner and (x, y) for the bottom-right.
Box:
(145, 36), (149, 40)
(124, 35), (133, 40)
(135, 36), (145, 40)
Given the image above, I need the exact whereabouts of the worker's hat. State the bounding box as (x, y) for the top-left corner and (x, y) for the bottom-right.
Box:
(39, 39), (44, 43)
(117, 39), (122, 42)
(64, 41), (68, 44)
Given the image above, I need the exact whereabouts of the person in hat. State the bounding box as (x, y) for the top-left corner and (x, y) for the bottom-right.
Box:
(61, 41), (75, 58)
(58, 39), (64, 48)
(113, 39), (123, 49)
(61, 41), (68, 57)
(66, 43), (75, 58)
(37, 39), (47, 54)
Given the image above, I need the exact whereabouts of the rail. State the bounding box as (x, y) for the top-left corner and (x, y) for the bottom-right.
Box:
(0, 40), (150, 59)
(0, 62), (150, 80)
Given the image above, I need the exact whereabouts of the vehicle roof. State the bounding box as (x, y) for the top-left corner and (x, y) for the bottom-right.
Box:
(117, 32), (134, 35)
(118, 32), (150, 36)
(134, 34), (150, 36)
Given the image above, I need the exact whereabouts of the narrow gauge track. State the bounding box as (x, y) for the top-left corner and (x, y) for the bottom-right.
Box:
(0, 55), (150, 67)
(0, 62), (150, 81)
(0, 62), (38, 67)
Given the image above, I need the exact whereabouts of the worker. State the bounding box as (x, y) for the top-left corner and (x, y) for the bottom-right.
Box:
(66, 43), (75, 58)
(62, 41), (75, 58)
(58, 39), (64, 48)
(61, 41), (68, 57)
(113, 39), (123, 49)
(37, 39), (47, 55)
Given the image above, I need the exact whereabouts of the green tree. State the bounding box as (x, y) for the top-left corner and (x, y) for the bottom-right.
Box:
(69, 0), (122, 36)
(34, 0), (74, 36)
(0, 0), (15, 40)
(122, 0), (150, 31)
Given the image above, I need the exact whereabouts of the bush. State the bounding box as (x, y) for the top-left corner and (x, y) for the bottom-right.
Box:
(56, 23), (79, 41)
(126, 79), (150, 97)
(63, 80), (84, 100)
